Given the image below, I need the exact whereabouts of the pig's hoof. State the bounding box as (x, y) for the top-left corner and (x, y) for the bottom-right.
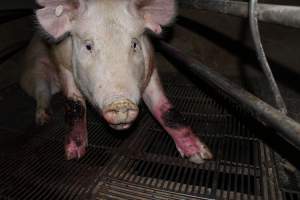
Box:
(188, 145), (213, 164)
(174, 132), (213, 164)
(65, 139), (87, 160)
(35, 110), (50, 126)
(177, 143), (213, 164)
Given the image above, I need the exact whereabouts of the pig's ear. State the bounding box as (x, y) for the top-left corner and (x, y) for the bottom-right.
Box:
(132, 0), (176, 34)
(36, 0), (86, 40)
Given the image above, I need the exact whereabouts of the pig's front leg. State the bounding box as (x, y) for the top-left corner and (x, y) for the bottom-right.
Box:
(143, 70), (213, 164)
(60, 68), (87, 160)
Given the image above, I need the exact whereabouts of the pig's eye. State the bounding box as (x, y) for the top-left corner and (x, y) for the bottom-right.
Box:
(131, 38), (141, 52)
(85, 41), (93, 52)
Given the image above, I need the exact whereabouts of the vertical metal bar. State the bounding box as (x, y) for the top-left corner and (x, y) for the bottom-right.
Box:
(249, 0), (287, 114)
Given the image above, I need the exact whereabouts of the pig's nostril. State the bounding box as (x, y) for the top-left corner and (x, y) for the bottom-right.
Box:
(103, 99), (139, 126)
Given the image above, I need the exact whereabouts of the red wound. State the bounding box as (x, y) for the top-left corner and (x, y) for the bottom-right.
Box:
(64, 99), (88, 160)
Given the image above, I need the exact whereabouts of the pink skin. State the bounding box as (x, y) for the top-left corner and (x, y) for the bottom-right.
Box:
(60, 69), (88, 160)
(64, 116), (87, 160)
(20, 34), (88, 159)
(26, 0), (213, 163)
(20, 34), (60, 126)
(154, 102), (211, 157)
(143, 70), (213, 163)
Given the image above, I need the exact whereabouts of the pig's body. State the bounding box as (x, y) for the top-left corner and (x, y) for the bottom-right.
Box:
(21, 0), (212, 163)
(21, 34), (61, 125)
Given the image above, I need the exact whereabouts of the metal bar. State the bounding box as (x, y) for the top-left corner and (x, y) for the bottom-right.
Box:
(178, 0), (300, 29)
(157, 41), (300, 151)
(249, 0), (287, 114)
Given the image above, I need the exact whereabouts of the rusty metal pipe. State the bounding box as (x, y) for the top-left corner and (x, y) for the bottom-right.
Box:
(179, 0), (300, 29)
(158, 41), (300, 151)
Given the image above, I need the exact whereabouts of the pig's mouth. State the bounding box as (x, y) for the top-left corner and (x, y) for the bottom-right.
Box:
(102, 99), (139, 130)
(109, 123), (132, 130)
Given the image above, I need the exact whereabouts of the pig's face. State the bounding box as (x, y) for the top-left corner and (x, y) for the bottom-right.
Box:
(36, 0), (175, 129)
(71, 1), (146, 130)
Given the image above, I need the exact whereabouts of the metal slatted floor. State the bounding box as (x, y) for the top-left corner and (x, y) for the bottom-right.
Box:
(0, 73), (299, 200)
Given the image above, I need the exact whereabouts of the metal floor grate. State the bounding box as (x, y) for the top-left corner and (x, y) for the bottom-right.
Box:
(0, 73), (299, 200)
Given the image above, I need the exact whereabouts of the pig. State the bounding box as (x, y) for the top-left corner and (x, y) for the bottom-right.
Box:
(20, 0), (213, 164)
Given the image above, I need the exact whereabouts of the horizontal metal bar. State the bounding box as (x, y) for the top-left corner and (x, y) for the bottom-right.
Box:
(178, 0), (300, 29)
(157, 41), (300, 151)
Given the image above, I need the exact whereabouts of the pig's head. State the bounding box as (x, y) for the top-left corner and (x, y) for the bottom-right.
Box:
(36, 0), (176, 130)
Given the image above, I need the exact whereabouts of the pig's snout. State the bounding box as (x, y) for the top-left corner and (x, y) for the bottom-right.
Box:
(103, 99), (139, 130)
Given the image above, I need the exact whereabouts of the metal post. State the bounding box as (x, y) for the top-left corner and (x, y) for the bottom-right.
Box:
(157, 41), (300, 151)
(178, 0), (300, 29)
(249, 0), (287, 114)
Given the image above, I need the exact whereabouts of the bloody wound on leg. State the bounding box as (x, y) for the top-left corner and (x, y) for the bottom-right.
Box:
(161, 107), (188, 129)
(64, 99), (87, 160)
(160, 105), (213, 163)
(65, 99), (85, 126)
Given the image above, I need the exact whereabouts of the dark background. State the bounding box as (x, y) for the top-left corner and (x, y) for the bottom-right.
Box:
(0, 0), (35, 10)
